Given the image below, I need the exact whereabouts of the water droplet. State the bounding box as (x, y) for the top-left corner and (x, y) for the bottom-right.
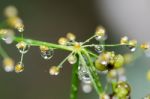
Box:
(4, 65), (14, 72)
(68, 55), (77, 64)
(15, 62), (24, 73)
(94, 45), (104, 53)
(95, 36), (102, 41)
(128, 46), (136, 52)
(16, 41), (30, 54)
(2, 30), (14, 44)
(81, 82), (92, 93)
(95, 35), (107, 41)
(41, 49), (54, 60)
(78, 65), (91, 83)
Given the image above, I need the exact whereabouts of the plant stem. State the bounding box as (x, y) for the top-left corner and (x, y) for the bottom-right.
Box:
(85, 48), (98, 58)
(14, 36), (73, 51)
(78, 51), (103, 95)
(0, 42), (8, 58)
(83, 44), (128, 47)
(70, 55), (79, 99)
(58, 52), (74, 68)
(82, 50), (103, 93)
(82, 35), (96, 45)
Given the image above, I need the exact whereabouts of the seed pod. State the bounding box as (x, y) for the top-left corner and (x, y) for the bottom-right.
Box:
(4, 5), (18, 18)
(95, 52), (115, 71)
(114, 54), (124, 69)
(3, 58), (14, 72)
(66, 32), (76, 41)
(68, 55), (77, 64)
(15, 62), (24, 73)
(120, 36), (128, 45)
(95, 26), (105, 37)
(95, 26), (106, 41)
(115, 81), (131, 98)
(95, 59), (107, 71)
(141, 43), (150, 50)
(58, 37), (68, 45)
(49, 66), (60, 76)
(7, 16), (24, 32)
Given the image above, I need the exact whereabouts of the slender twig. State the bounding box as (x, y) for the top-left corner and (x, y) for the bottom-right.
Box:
(78, 51), (103, 95)
(82, 35), (96, 45)
(14, 36), (73, 51)
(83, 44), (129, 48)
(85, 48), (98, 58)
(82, 50), (103, 93)
(58, 52), (74, 68)
(70, 55), (79, 99)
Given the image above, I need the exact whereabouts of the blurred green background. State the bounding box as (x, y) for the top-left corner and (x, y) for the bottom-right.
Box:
(0, 0), (150, 99)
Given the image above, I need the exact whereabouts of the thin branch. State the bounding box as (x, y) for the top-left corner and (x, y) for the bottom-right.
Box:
(58, 52), (74, 68)
(14, 36), (73, 51)
(78, 51), (103, 95)
(82, 35), (96, 45)
(83, 44), (129, 48)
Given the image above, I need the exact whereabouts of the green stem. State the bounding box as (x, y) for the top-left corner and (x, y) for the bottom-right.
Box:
(58, 52), (74, 68)
(70, 56), (79, 99)
(14, 36), (73, 51)
(83, 44), (129, 48)
(82, 50), (103, 93)
(0, 42), (8, 58)
(78, 51), (103, 95)
(85, 48), (98, 58)
(82, 35), (96, 45)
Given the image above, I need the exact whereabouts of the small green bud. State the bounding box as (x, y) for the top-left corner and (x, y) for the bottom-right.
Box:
(114, 54), (124, 69)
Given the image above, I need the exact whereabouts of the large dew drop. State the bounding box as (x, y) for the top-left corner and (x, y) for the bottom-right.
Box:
(78, 65), (91, 83)
(41, 49), (54, 60)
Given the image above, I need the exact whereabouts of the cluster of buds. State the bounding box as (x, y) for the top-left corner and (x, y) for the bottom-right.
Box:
(100, 81), (131, 99)
(39, 45), (54, 60)
(95, 52), (124, 71)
